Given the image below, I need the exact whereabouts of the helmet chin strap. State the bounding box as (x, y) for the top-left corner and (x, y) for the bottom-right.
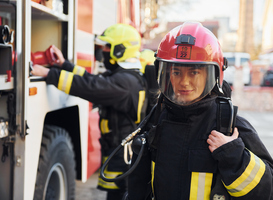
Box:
(217, 79), (224, 94)
(218, 87), (224, 94)
(103, 51), (119, 71)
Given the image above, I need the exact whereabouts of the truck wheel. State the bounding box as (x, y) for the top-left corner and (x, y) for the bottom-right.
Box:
(34, 125), (76, 200)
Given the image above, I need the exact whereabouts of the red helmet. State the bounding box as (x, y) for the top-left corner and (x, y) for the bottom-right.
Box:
(156, 22), (226, 106)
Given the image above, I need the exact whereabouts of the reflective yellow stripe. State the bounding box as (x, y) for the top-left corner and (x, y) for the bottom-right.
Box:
(190, 172), (199, 200)
(72, 65), (85, 76)
(190, 172), (213, 200)
(100, 119), (110, 134)
(98, 156), (123, 189)
(135, 90), (146, 124)
(98, 170), (122, 189)
(151, 161), (155, 194)
(224, 151), (265, 197)
(57, 70), (74, 94)
(98, 177), (119, 189)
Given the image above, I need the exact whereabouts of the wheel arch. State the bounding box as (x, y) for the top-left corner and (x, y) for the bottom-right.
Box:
(43, 105), (82, 180)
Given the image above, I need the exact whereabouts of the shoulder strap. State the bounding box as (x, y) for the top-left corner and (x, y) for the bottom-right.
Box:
(212, 97), (236, 199)
(216, 97), (238, 136)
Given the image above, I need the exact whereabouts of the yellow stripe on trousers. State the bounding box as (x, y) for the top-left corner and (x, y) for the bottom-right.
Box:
(98, 156), (122, 190)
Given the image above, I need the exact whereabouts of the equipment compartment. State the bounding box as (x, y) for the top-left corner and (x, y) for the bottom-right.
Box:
(0, 44), (13, 91)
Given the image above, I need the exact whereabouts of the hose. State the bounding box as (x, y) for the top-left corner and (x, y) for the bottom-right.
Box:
(100, 93), (163, 182)
(100, 137), (146, 182)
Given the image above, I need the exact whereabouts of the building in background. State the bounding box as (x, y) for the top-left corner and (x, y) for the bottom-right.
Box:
(261, 0), (273, 54)
(140, 0), (158, 34)
(259, 0), (273, 64)
(92, 0), (141, 35)
(216, 17), (238, 52)
(236, 0), (254, 57)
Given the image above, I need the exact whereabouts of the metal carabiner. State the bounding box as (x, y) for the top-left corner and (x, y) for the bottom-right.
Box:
(124, 140), (133, 165)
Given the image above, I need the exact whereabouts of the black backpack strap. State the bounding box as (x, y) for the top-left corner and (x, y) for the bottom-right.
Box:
(211, 97), (238, 200)
(216, 97), (238, 136)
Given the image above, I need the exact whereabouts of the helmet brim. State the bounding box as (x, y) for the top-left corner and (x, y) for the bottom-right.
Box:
(95, 37), (108, 46)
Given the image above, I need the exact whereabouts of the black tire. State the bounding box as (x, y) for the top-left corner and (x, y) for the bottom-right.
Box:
(34, 125), (76, 200)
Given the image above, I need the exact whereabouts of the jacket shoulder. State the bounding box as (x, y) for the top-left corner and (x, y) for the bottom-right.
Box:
(235, 115), (256, 133)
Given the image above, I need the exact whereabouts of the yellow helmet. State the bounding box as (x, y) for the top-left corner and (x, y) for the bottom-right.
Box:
(139, 49), (155, 73)
(97, 23), (141, 63)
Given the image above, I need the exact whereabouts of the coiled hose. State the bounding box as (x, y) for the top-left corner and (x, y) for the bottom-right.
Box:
(99, 98), (159, 182)
(100, 136), (146, 182)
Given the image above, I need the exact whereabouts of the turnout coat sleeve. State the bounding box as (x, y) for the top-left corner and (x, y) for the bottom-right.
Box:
(45, 60), (142, 113)
(212, 115), (273, 199)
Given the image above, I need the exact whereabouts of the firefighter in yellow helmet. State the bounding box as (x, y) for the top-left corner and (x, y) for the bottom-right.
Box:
(31, 23), (146, 200)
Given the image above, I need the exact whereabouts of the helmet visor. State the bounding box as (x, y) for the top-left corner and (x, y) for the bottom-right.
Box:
(158, 61), (216, 106)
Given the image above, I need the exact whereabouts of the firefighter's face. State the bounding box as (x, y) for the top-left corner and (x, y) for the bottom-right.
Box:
(170, 66), (207, 104)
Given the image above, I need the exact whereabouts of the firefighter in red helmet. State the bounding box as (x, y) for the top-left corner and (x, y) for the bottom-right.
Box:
(124, 22), (273, 200)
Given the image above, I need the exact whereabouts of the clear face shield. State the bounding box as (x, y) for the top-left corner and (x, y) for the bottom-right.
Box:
(158, 61), (216, 106)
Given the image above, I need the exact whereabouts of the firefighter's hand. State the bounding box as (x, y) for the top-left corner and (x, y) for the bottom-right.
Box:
(31, 64), (50, 77)
(207, 127), (239, 153)
(51, 45), (65, 66)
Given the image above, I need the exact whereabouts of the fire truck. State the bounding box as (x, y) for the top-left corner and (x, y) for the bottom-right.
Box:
(0, 0), (141, 199)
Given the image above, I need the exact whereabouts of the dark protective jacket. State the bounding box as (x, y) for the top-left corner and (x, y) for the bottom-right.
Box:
(127, 96), (273, 200)
(46, 61), (146, 191)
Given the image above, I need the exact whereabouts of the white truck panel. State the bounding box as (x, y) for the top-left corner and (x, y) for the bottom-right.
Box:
(76, 30), (94, 55)
(25, 81), (89, 199)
